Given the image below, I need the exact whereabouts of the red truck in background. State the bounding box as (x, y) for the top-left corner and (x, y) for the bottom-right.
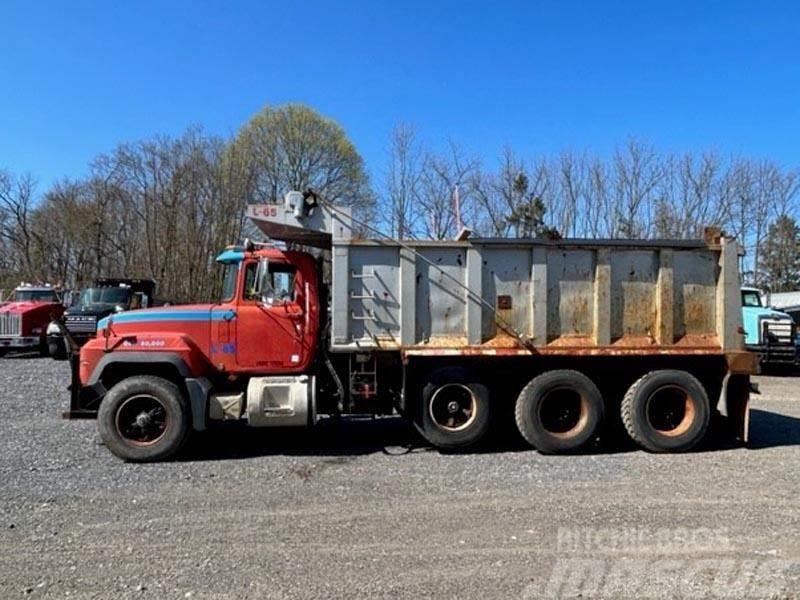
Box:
(0, 284), (65, 356)
(64, 191), (755, 462)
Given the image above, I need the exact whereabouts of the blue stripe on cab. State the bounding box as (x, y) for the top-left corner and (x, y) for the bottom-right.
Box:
(97, 310), (229, 329)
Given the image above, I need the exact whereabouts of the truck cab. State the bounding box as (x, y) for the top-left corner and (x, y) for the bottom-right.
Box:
(0, 284), (64, 356)
(741, 287), (798, 368)
(66, 245), (328, 457)
(47, 278), (157, 359)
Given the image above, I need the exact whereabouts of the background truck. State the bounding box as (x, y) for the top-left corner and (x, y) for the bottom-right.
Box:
(0, 284), (64, 356)
(65, 191), (755, 462)
(740, 286), (798, 368)
(47, 278), (156, 359)
(768, 290), (800, 328)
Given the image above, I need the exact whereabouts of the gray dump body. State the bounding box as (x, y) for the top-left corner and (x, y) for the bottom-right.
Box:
(247, 201), (748, 361)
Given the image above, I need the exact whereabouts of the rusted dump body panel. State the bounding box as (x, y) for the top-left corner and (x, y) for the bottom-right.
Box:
(247, 203), (754, 375)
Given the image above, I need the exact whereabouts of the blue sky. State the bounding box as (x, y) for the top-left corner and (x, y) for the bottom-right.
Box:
(2, 1), (800, 189)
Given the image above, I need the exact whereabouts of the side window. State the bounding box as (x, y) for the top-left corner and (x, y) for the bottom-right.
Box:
(241, 261), (297, 303)
(243, 262), (259, 301)
(220, 263), (239, 302)
(269, 264), (296, 302)
(741, 292), (761, 307)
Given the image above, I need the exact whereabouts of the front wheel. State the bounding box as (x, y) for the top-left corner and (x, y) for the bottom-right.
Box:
(48, 336), (67, 360)
(98, 375), (190, 462)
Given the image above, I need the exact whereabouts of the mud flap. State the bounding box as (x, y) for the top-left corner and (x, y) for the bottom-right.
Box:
(63, 353), (103, 419)
(185, 377), (212, 431)
(718, 374), (751, 443)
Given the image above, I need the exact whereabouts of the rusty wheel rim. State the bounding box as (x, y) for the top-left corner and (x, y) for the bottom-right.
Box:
(115, 394), (169, 446)
(538, 387), (589, 438)
(429, 384), (478, 433)
(646, 385), (696, 437)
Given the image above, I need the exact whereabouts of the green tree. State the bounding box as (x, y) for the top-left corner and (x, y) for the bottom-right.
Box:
(759, 215), (800, 292)
(505, 173), (561, 239)
(226, 104), (372, 211)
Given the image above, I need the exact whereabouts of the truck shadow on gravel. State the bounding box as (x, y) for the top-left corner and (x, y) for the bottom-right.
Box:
(746, 408), (800, 449)
(0, 351), (44, 359)
(178, 415), (532, 462)
(179, 416), (433, 462)
(175, 408), (800, 461)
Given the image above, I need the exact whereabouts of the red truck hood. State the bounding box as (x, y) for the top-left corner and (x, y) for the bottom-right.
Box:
(96, 304), (217, 331)
(0, 301), (61, 315)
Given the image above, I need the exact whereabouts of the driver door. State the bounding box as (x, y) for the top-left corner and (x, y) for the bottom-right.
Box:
(236, 259), (305, 371)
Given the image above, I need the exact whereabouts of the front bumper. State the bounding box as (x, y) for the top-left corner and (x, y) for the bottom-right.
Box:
(746, 343), (799, 366)
(0, 336), (40, 349)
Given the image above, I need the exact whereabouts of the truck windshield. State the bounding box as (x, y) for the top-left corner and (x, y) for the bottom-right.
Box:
(220, 263), (239, 302)
(14, 290), (58, 302)
(741, 291), (762, 307)
(78, 287), (131, 306)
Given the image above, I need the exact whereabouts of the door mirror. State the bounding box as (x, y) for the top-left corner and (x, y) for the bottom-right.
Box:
(131, 291), (147, 309)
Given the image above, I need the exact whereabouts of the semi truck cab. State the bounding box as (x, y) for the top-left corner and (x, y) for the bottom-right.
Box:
(740, 287), (798, 368)
(47, 278), (157, 359)
(0, 284), (64, 356)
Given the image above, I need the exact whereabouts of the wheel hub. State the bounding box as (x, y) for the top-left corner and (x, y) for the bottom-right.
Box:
(115, 394), (169, 446)
(429, 384), (478, 433)
(135, 412), (152, 429)
(646, 385), (695, 437)
(538, 388), (588, 436)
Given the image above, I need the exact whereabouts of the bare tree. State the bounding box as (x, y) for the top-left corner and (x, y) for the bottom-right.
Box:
(417, 142), (477, 239)
(611, 139), (664, 238)
(382, 123), (422, 239)
(0, 170), (38, 281)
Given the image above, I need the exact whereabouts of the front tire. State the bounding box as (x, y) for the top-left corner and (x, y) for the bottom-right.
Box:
(515, 370), (604, 453)
(48, 336), (67, 360)
(621, 370), (710, 453)
(418, 368), (491, 450)
(98, 375), (190, 462)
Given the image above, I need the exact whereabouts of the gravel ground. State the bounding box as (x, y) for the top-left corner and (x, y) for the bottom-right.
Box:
(0, 356), (799, 599)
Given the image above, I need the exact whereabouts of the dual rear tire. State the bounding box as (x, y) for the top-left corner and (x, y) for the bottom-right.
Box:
(417, 368), (491, 450)
(620, 370), (710, 453)
(515, 370), (604, 453)
(416, 368), (604, 453)
(417, 367), (711, 454)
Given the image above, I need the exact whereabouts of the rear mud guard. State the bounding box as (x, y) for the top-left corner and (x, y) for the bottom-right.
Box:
(718, 373), (750, 443)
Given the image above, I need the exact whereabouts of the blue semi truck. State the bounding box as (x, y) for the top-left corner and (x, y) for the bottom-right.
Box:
(741, 287), (799, 368)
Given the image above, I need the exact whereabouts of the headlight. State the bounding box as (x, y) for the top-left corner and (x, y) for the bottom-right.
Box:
(46, 322), (61, 335)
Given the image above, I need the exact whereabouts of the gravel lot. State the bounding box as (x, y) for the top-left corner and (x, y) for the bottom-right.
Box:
(0, 356), (798, 599)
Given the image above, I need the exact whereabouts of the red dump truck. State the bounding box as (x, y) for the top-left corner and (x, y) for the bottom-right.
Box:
(65, 191), (756, 462)
(0, 284), (64, 356)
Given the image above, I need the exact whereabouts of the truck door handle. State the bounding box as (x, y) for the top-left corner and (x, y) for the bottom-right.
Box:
(223, 309), (237, 322)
